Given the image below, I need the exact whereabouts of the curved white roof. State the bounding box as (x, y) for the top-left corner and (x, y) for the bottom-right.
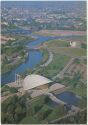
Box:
(23, 74), (52, 90)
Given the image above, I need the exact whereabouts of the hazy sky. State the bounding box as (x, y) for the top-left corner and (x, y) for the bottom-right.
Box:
(1, 0), (87, 1)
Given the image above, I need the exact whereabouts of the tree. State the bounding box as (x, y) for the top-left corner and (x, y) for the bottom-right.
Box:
(11, 95), (18, 105)
(19, 96), (26, 107)
(34, 105), (43, 113)
(1, 112), (7, 124)
(43, 109), (52, 120)
(6, 114), (15, 124)
(71, 72), (81, 88)
(7, 104), (15, 113)
(15, 104), (22, 115)
(10, 87), (18, 93)
(81, 43), (87, 49)
(74, 58), (80, 64)
(44, 96), (51, 104)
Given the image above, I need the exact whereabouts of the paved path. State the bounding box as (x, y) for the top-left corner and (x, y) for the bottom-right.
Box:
(40, 51), (53, 67)
(53, 57), (75, 79)
(1, 90), (23, 103)
(53, 56), (86, 80)
(45, 92), (65, 105)
(49, 108), (86, 124)
(1, 92), (22, 103)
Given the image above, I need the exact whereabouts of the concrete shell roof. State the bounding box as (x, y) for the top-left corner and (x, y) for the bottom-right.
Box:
(23, 74), (52, 90)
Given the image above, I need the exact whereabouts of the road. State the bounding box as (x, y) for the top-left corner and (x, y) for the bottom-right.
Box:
(52, 56), (86, 80)
(53, 57), (76, 79)
(40, 50), (53, 67)
(1, 91), (22, 103)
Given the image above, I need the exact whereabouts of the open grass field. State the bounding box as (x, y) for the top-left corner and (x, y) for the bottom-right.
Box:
(35, 54), (70, 79)
(46, 40), (86, 57)
(46, 39), (70, 47)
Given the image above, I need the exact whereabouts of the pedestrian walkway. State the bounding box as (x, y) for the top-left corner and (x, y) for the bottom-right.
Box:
(40, 51), (53, 67)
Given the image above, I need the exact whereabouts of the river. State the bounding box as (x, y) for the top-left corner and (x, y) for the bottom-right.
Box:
(1, 35), (56, 84)
(1, 28), (82, 84)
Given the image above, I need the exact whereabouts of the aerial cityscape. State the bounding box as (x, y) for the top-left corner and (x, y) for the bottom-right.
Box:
(1, 1), (87, 124)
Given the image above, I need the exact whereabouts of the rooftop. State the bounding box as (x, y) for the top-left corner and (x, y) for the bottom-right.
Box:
(23, 74), (52, 90)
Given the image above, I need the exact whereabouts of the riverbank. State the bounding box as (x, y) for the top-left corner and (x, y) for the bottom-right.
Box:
(40, 50), (53, 67)
(34, 30), (86, 37)
(19, 48), (49, 78)
(1, 35), (35, 74)
(1, 52), (28, 74)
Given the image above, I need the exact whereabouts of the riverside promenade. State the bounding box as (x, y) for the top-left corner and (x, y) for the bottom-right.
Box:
(40, 51), (53, 67)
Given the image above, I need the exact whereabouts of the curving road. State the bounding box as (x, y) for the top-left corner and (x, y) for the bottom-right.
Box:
(40, 50), (53, 67)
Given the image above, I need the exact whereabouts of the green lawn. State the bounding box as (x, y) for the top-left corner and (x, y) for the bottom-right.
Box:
(46, 39), (86, 57)
(68, 84), (87, 97)
(35, 54), (70, 79)
(47, 39), (70, 47)
(48, 47), (86, 57)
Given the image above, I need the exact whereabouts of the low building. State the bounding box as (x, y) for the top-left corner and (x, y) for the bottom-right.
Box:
(70, 41), (76, 47)
(8, 74), (66, 98)
(23, 74), (52, 90)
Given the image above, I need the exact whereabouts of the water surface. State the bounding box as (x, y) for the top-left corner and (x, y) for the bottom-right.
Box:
(55, 91), (80, 106)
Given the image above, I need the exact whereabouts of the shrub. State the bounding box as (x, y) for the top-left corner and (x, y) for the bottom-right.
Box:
(44, 96), (51, 104)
